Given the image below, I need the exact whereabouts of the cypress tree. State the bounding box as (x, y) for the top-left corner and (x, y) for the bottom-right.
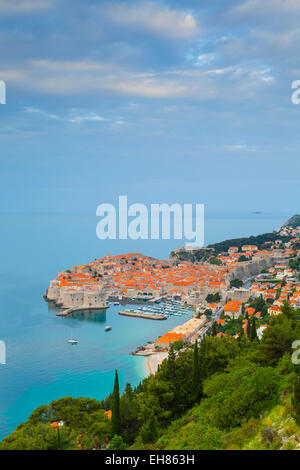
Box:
(166, 344), (176, 380)
(111, 369), (121, 436)
(250, 316), (258, 342)
(246, 314), (251, 338)
(237, 324), (245, 347)
(192, 340), (201, 401)
(211, 322), (217, 337)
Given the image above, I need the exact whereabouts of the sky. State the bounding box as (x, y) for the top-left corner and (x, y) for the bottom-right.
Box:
(0, 0), (299, 213)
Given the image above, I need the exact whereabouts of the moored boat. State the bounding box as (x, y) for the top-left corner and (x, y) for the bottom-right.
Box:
(67, 339), (78, 345)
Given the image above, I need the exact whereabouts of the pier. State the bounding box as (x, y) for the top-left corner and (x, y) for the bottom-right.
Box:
(119, 310), (167, 320)
(56, 305), (108, 317)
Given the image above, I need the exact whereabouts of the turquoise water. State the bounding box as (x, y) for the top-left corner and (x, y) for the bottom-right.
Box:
(0, 211), (290, 439)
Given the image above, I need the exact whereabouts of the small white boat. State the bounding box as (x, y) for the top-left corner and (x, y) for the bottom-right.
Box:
(104, 326), (112, 332)
(67, 339), (78, 345)
(113, 302), (120, 306)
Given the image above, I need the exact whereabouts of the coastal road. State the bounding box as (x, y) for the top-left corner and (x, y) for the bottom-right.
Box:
(196, 305), (224, 341)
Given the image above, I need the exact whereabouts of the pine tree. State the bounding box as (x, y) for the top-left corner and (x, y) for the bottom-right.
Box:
(166, 344), (176, 381)
(141, 413), (159, 444)
(111, 369), (121, 436)
(109, 435), (126, 450)
(281, 301), (297, 322)
(250, 316), (258, 342)
(123, 382), (133, 401)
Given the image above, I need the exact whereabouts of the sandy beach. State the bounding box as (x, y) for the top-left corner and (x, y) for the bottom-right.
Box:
(146, 352), (168, 375)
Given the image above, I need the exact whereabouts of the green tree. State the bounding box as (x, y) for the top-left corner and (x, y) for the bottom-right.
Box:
(252, 296), (266, 312)
(192, 340), (201, 401)
(260, 315), (299, 365)
(141, 413), (159, 444)
(172, 339), (184, 351)
(292, 375), (300, 426)
(206, 293), (221, 303)
(281, 301), (297, 322)
(111, 370), (121, 436)
(138, 375), (175, 427)
(109, 435), (126, 450)
(237, 325), (246, 347)
(230, 279), (243, 288)
(165, 344), (176, 381)
(120, 383), (139, 444)
(250, 316), (258, 342)
(289, 258), (299, 270)
(202, 360), (281, 430)
(198, 336), (240, 378)
(0, 422), (78, 450)
(246, 314), (251, 338)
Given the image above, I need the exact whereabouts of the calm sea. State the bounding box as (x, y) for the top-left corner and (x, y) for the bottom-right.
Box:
(0, 211), (289, 439)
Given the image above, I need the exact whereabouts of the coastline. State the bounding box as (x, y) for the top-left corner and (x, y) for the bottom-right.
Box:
(0, 212), (296, 442)
(146, 352), (168, 375)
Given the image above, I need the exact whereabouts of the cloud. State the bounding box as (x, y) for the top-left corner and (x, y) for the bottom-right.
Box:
(104, 2), (200, 39)
(5, 59), (188, 98)
(0, 0), (56, 13)
(249, 69), (274, 82)
(31, 59), (113, 73)
(194, 53), (215, 66)
(24, 106), (60, 120)
(226, 0), (300, 34)
(2, 57), (276, 103)
(223, 144), (257, 152)
(231, 0), (300, 17)
(24, 106), (120, 125)
(68, 112), (105, 124)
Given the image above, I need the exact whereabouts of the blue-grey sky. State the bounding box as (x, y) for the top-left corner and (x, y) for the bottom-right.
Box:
(0, 0), (299, 213)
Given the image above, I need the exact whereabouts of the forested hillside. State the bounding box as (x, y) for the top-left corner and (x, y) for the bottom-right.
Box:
(1, 302), (299, 450)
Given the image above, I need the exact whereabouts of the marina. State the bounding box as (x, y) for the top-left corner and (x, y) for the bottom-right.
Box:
(116, 299), (193, 321)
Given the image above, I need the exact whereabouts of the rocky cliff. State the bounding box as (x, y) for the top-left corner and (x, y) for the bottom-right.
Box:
(282, 214), (300, 228)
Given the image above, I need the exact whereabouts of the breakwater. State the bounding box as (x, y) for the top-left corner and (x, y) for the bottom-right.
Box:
(119, 310), (167, 320)
(56, 305), (108, 317)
